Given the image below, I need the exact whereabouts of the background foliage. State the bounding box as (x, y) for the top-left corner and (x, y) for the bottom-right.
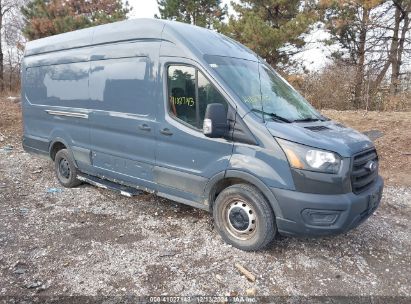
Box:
(0, 0), (410, 111)
(156, 0), (227, 28)
(21, 0), (130, 40)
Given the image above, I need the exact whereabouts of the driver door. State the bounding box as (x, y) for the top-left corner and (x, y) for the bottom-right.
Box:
(154, 59), (234, 203)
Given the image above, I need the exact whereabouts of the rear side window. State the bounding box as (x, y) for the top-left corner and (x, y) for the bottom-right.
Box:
(25, 62), (89, 107)
(167, 65), (227, 129)
(89, 56), (153, 115)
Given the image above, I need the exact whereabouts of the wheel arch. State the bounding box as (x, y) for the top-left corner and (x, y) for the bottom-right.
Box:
(48, 137), (78, 168)
(204, 170), (284, 218)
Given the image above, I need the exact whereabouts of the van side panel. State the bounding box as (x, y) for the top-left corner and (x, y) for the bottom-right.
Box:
(87, 42), (160, 189)
(22, 52), (91, 168)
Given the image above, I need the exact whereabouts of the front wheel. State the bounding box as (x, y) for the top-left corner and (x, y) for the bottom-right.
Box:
(213, 184), (277, 251)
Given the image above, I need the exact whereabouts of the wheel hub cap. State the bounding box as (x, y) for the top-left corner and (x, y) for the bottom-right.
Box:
(226, 201), (256, 235)
(229, 207), (249, 231)
(59, 158), (70, 178)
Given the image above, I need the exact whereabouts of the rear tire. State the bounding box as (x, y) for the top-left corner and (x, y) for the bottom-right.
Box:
(54, 149), (82, 188)
(213, 184), (277, 251)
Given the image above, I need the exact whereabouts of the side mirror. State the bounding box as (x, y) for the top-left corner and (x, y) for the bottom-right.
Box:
(203, 103), (228, 138)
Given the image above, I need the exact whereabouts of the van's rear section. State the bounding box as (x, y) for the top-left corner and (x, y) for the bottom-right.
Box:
(21, 18), (383, 251)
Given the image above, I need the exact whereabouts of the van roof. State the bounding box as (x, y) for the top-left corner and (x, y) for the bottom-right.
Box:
(24, 18), (257, 61)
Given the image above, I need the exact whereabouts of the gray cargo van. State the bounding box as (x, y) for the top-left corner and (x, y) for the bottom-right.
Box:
(21, 19), (383, 251)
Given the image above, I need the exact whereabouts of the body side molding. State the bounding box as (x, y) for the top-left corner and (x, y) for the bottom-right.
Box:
(45, 110), (88, 119)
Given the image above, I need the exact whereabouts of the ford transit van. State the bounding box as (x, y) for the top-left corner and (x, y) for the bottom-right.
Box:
(21, 19), (383, 251)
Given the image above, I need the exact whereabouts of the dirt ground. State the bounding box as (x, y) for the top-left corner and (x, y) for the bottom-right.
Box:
(0, 98), (410, 301)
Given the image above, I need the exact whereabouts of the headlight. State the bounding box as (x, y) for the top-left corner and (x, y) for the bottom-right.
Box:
(276, 138), (341, 174)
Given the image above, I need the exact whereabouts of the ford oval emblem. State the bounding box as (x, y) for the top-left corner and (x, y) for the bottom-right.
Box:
(365, 160), (377, 172)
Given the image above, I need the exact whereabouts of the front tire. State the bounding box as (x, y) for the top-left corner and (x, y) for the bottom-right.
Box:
(54, 149), (82, 188)
(213, 184), (277, 251)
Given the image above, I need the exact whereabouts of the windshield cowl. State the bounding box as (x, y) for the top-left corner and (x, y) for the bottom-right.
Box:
(293, 117), (323, 122)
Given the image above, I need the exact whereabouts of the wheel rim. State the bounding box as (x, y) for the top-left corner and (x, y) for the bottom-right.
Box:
(58, 158), (71, 179)
(223, 199), (257, 241)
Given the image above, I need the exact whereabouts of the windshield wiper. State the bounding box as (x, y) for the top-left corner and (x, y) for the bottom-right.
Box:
(251, 109), (292, 123)
(319, 115), (330, 121)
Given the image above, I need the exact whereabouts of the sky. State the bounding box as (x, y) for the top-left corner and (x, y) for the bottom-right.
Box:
(128, 0), (160, 19)
(126, 0), (329, 71)
(127, 0), (235, 19)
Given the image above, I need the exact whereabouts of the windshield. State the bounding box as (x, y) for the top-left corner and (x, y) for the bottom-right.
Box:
(204, 55), (322, 122)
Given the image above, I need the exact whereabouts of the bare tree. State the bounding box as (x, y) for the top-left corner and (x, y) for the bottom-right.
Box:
(321, 0), (411, 108)
(366, 0), (411, 97)
(353, 5), (371, 108)
(5, 42), (24, 91)
(390, 0), (411, 94)
(0, 0), (26, 92)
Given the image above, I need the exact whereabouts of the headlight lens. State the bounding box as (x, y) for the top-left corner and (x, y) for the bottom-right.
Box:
(276, 138), (341, 174)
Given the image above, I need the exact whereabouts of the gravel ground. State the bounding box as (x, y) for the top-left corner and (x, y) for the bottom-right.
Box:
(0, 144), (410, 299)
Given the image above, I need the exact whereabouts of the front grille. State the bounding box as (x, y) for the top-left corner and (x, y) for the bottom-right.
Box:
(351, 148), (379, 193)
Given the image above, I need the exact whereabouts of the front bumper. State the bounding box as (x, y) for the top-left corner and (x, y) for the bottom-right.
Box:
(272, 176), (384, 237)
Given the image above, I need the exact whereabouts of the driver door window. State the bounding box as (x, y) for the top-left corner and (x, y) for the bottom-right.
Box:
(167, 65), (227, 129)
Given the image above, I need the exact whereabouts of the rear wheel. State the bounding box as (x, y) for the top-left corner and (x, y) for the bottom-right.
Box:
(213, 184), (277, 251)
(54, 149), (82, 188)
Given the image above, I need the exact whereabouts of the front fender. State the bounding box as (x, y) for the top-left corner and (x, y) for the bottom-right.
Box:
(228, 144), (295, 190)
(203, 169), (285, 219)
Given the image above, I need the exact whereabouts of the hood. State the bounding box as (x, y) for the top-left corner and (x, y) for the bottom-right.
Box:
(265, 120), (374, 157)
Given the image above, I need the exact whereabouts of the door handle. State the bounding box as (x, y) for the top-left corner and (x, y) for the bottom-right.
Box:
(138, 124), (151, 131)
(160, 128), (173, 136)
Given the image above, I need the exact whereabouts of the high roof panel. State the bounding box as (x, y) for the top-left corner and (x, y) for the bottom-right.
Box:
(25, 18), (258, 62)
(162, 20), (257, 61)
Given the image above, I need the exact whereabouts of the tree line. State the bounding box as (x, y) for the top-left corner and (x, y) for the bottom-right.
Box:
(1, 0), (410, 111)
